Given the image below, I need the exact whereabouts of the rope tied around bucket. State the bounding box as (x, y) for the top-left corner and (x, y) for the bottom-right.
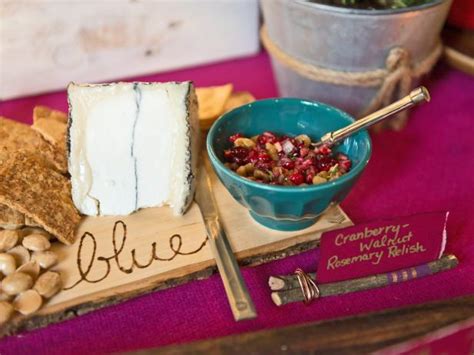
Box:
(260, 25), (443, 130)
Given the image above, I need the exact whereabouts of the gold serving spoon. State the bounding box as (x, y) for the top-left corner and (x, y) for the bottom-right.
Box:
(315, 86), (430, 147)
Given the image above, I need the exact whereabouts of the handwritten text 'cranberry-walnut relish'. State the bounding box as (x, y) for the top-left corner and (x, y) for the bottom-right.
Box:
(223, 132), (352, 186)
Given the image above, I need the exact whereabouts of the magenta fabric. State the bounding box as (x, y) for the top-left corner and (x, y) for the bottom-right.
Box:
(0, 52), (473, 354)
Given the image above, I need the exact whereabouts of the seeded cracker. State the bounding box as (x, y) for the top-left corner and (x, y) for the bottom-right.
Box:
(0, 152), (80, 245)
(0, 117), (67, 173)
(0, 201), (42, 230)
(33, 106), (68, 124)
(24, 216), (41, 228)
(198, 90), (255, 130)
(223, 91), (256, 113)
(32, 106), (67, 151)
(0, 204), (25, 230)
(196, 84), (233, 121)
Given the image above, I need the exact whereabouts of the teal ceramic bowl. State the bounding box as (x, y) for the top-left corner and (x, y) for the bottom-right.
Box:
(207, 98), (371, 231)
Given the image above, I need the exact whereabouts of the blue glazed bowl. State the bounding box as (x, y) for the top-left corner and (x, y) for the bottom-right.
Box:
(207, 98), (371, 231)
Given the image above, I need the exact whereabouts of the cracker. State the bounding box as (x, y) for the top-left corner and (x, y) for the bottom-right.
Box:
(199, 119), (214, 131)
(223, 91), (256, 113)
(0, 147), (10, 166)
(32, 106), (67, 149)
(0, 204), (25, 230)
(0, 116), (67, 173)
(24, 216), (41, 228)
(33, 106), (68, 124)
(0, 152), (80, 245)
(196, 84), (233, 120)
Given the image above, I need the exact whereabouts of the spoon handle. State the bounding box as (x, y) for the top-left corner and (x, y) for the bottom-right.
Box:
(319, 86), (430, 146)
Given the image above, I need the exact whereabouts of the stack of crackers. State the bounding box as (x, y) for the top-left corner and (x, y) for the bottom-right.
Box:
(196, 84), (255, 130)
(0, 107), (80, 245)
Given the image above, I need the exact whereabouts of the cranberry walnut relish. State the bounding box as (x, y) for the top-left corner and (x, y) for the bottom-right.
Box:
(223, 132), (352, 186)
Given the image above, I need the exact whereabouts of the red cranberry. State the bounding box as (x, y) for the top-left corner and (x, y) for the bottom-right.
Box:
(318, 163), (330, 171)
(339, 159), (352, 172)
(318, 157), (337, 171)
(257, 135), (267, 146)
(294, 139), (305, 148)
(319, 145), (332, 155)
(248, 149), (259, 163)
(337, 153), (349, 161)
(255, 160), (273, 171)
(280, 157), (295, 170)
(257, 131), (277, 145)
(289, 172), (305, 185)
(301, 159), (313, 169)
(300, 147), (309, 157)
(306, 165), (317, 176)
(229, 147), (250, 165)
(305, 165), (318, 184)
(313, 153), (327, 162)
(229, 133), (243, 143)
(263, 131), (277, 142)
(224, 149), (233, 162)
(257, 152), (272, 163)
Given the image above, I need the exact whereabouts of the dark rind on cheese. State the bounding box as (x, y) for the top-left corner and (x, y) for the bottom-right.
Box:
(179, 82), (200, 214)
(66, 82), (76, 163)
(131, 83), (141, 211)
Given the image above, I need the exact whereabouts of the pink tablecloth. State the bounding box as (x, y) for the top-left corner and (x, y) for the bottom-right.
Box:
(1, 52), (473, 354)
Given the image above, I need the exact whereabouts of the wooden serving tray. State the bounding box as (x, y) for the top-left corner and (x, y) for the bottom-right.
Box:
(2, 170), (352, 336)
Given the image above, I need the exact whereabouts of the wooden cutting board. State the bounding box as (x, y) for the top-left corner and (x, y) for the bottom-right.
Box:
(2, 170), (352, 336)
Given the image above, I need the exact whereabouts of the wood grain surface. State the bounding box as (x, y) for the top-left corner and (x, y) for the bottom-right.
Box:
(143, 295), (474, 355)
(1, 169), (351, 337)
(0, 1), (260, 99)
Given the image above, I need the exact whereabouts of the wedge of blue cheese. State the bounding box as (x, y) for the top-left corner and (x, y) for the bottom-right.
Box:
(67, 82), (199, 216)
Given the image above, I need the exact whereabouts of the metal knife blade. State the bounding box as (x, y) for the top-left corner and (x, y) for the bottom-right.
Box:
(194, 160), (257, 321)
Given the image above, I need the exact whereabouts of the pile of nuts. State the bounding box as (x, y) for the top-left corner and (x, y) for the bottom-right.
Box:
(0, 228), (62, 325)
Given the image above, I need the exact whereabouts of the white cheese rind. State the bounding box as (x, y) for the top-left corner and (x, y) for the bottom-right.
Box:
(67, 81), (199, 216)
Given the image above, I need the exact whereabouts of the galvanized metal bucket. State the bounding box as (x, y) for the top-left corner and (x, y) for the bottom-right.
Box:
(261, 0), (452, 117)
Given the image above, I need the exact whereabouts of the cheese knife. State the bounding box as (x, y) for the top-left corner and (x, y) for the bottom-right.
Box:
(315, 86), (430, 147)
(194, 160), (257, 321)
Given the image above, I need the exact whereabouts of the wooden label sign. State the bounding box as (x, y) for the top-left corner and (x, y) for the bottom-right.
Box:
(51, 204), (210, 307)
(3, 172), (352, 336)
(317, 212), (448, 283)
